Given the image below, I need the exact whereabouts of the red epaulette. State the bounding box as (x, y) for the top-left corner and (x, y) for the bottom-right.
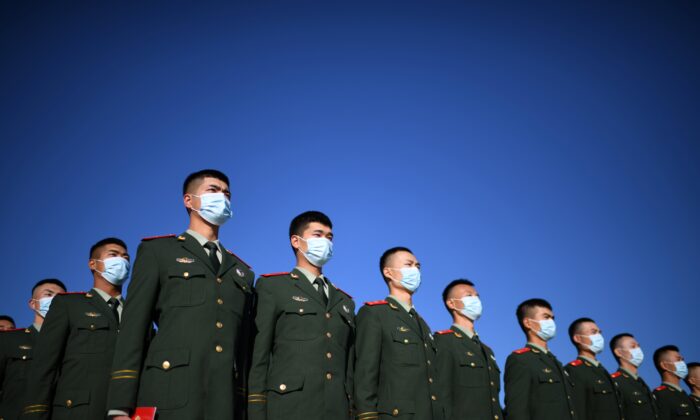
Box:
(365, 300), (388, 306)
(261, 272), (290, 278)
(226, 249), (251, 268)
(611, 371), (622, 379)
(142, 234), (176, 241)
(569, 359), (584, 367)
(0, 328), (23, 332)
(655, 385), (667, 392)
(334, 287), (353, 299)
(57, 291), (87, 295)
(436, 329), (454, 335)
(513, 347), (531, 354)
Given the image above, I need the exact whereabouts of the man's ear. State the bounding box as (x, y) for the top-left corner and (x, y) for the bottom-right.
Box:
(183, 194), (193, 210)
(28, 298), (35, 311)
(572, 334), (583, 346)
(613, 347), (624, 360)
(88, 259), (97, 272)
(446, 298), (455, 311)
(290, 236), (300, 251)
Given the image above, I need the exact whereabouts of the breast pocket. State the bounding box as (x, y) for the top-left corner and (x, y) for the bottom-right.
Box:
(391, 329), (420, 366)
(458, 354), (487, 387)
(166, 266), (206, 307)
(74, 317), (111, 353)
(279, 303), (318, 341)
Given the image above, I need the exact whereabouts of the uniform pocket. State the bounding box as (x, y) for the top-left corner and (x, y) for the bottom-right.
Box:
(166, 267), (206, 306)
(279, 303), (318, 341)
(266, 374), (305, 394)
(378, 398), (416, 417)
(458, 355), (487, 387)
(74, 317), (111, 353)
(52, 388), (90, 420)
(141, 348), (190, 410)
(391, 330), (421, 366)
(592, 382), (614, 395)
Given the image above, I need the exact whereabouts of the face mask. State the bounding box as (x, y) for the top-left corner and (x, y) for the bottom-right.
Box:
(531, 318), (556, 341)
(457, 296), (482, 321)
(627, 347), (644, 367)
(394, 267), (421, 292)
(96, 257), (130, 286)
(297, 236), (333, 267)
(34, 296), (54, 318)
(585, 333), (605, 354)
(672, 361), (689, 379)
(192, 193), (232, 226)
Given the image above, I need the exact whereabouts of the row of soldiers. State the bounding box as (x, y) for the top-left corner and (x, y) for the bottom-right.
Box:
(0, 169), (697, 420)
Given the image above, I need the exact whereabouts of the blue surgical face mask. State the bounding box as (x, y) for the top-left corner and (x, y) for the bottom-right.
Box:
(192, 193), (232, 226)
(672, 361), (689, 379)
(34, 296), (55, 318)
(457, 296), (482, 321)
(628, 347), (644, 367)
(531, 318), (556, 341)
(391, 267), (421, 292)
(585, 333), (605, 354)
(297, 236), (333, 267)
(96, 257), (130, 286)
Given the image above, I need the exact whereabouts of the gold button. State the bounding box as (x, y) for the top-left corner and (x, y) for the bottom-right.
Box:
(428, 377), (433, 383)
(470, 362), (476, 367)
(216, 345), (223, 353)
(183, 272), (189, 278)
(495, 416), (499, 420)
(488, 366), (492, 370)
(602, 390), (607, 394)
(216, 277), (223, 284)
(279, 384), (287, 391)
(325, 313), (331, 319)
(549, 379), (553, 383)
(90, 324), (96, 330)
(216, 322), (223, 328)
(326, 372), (332, 380)
(217, 298), (224, 305)
(326, 332), (333, 338)
(299, 308), (304, 313)
(66, 400), (72, 407)
(162, 360), (171, 370)
(392, 408), (399, 416)
(404, 339), (409, 343)
(326, 352), (332, 359)
(490, 381), (495, 386)
(22, 355), (27, 360)
(492, 397), (497, 402)
(637, 400), (642, 404)
(431, 395), (437, 401)
(427, 360), (431, 365)
(571, 411), (575, 416)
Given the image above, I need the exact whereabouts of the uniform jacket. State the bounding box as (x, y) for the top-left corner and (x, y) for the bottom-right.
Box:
(0, 326), (38, 420)
(653, 384), (700, 420)
(564, 357), (624, 420)
(610, 368), (658, 420)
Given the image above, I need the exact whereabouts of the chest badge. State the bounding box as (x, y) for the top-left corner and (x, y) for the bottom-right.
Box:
(467, 351), (475, 356)
(19, 345), (32, 350)
(398, 326), (410, 332)
(176, 257), (195, 264)
(292, 296), (309, 302)
(235, 268), (246, 277)
(85, 312), (101, 317)
(543, 368), (552, 373)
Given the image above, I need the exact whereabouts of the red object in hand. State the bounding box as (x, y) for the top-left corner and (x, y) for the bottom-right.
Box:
(131, 407), (157, 420)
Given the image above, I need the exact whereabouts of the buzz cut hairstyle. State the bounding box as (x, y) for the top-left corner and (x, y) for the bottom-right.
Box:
(568, 317), (596, 345)
(379, 246), (413, 281)
(441, 279), (476, 312)
(31, 279), (67, 296)
(182, 169), (230, 195)
(89, 237), (128, 259)
(516, 298), (552, 333)
(0, 315), (15, 327)
(653, 344), (680, 374)
(685, 362), (700, 387)
(609, 333), (635, 363)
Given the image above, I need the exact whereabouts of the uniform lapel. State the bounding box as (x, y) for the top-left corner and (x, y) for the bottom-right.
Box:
(386, 296), (422, 339)
(326, 278), (343, 310)
(291, 268), (326, 308)
(86, 289), (118, 327)
(180, 232), (216, 275)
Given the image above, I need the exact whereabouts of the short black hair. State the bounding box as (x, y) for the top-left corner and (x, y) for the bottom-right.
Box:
(653, 345), (680, 374)
(516, 298), (552, 333)
(379, 246), (413, 281)
(183, 169), (230, 195)
(289, 211), (333, 238)
(441, 279), (475, 312)
(31, 279), (67, 296)
(609, 333), (634, 362)
(0, 315), (15, 327)
(686, 362), (700, 387)
(90, 237), (128, 259)
(568, 317), (596, 345)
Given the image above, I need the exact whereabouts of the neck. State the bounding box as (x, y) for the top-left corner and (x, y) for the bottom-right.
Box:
(619, 360), (638, 375)
(188, 216), (219, 241)
(578, 348), (597, 361)
(453, 313), (475, 333)
(662, 372), (681, 386)
(93, 277), (122, 297)
(527, 332), (548, 350)
(691, 388), (700, 397)
(32, 313), (44, 327)
(388, 284), (413, 306)
(296, 255), (322, 277)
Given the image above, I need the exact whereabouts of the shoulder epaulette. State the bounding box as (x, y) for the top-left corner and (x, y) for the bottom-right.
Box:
(611, 371), (622, 378)
(0, 328), (23, 332)
(513, 347), (531, 354)
(261, 272), (289, 278)
(436, 329), (454, 335)
(365, 300), (388, 306)
(57, 291), (87, 295)
(655, 385), (667, 392)
(334, 286), (353, 299)
(226, 249), (251, 268)
(569, 359), (584, 367)
(142, 234), (176, 241)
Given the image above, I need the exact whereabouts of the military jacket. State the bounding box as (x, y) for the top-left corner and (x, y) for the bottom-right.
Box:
(610, 368), (658, 420)
(354, 297), (444, 420)
(0, 326), (38, 420)
(564, 357), (624, 420)
(653, 384), (700, 420)
(106, 233), (255, 420)
(247, 269), (355, 420)
(434, 326), (503, 420)
(503, 344), (576, 420)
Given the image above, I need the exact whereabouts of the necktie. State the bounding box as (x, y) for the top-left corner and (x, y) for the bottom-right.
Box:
(108, 297), (120, 324)
(409, 308), (424, 338)
(314, 277), (328, 306)
(204, 241), (221, 273)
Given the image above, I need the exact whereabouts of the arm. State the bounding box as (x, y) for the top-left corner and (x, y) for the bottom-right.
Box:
(353, 307), (382, 420)
(504, 355), (531, 420)
(235, 286), (256, 420)
(22, 296), (71, 419)
(564, 366), (587, 420)
(345, 305), (356, 418)
(434, 336), (455, 420)
(247, 279), (277, 420)
(106, 241), (161, 415)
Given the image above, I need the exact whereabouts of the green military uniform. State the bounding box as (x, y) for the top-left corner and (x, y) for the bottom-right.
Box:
(653, 383), (700, 420)
(503, 343), (576, 420)
(0, 326), (38, 420)
(434, 325), (503, 420)
(564, 356), (624, 420)
(247, 268), (355, 420)
(691, 394), (700, 414)
(22, 289), (122, 419)
(354, 297), (444, 420)
(106, 232), (255, 420)
(610, 368), (658, 420)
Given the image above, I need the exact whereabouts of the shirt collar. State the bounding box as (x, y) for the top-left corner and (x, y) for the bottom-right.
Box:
(33, 323), (41, 332)
(527, 342), (548, 354)
(186, 229), (220, 249)
(295, 266), (325, 285)
(620, 367), (638, 380)
(663, 382), (684, 392)
(580, 355), (600, 367)
(452, 323), (475, 339)
(388, 295), (413, 312)
(92, 287), (123, 304)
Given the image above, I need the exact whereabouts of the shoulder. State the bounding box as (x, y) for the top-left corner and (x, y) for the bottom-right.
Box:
(568, 359), (584, 367)
(610, 371), (622, 379)
(357, 300), (390, 318)
(225, 248), (252, 269)
(512, 347), (532, 355)
(433, 329), (456, 344)
(333, 285), (354, 301)
(254, 272), (292, 291)
(653, 385), (669, 395)
(141, 233), (178, 242)
(435, 329), (455, 336)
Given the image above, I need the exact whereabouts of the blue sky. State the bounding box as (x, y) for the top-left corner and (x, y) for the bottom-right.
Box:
(1, 0), (698, 393)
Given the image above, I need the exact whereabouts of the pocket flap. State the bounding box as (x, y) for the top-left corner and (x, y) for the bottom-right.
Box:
(460, 356), (485, 368)
(283, 303), (317, 316)
(53, 389), (90, 407)
(146, 348), (190, 370)
(593, 382), (614, 394)
(76, 316), (110, 330)
(267, 374), (304, 394)
(168, 266), (206, 279)
(391, 329), (418, 344)
(378, 398), (416, 415)
(538, 373), (561, 384)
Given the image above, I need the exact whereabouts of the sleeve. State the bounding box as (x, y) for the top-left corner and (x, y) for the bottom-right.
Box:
(353, 306), (382, 420)
(653, 391), (671, 420)
(435, 336), (455, 420)
(345, 302), (356, 418)
(504, 355), (531, 420)
(235, 283), (256, 420)
(22, 296), (71, 419)
(564, 366), (587, 420)
(246, 278), (278, 420)
(0, 336), (7, 395)
(106, 241), (161, 414)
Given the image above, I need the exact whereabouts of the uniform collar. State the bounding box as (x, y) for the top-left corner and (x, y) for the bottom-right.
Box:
(92, 287), (123, 304)
(388, 294), (413, 312)
(527, 342), (548, 354)
(295, 266), (325, 285)
(620, 366), (638, 380)
(32, 322), (41, 332)
(186, 229), (220, 250)
(452, 323), (475, 339)
(579, 355), (600, 367)
(662, 382), (684, 392)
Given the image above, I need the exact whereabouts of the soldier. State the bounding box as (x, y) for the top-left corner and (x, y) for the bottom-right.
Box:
(684, 363), (700, 413)
(0, 316), (15, 331)
(0, 279), (66, 420)
(434, 279), (503, 420)
(609, 333), (658, 419)
(354, 247), (444, 420)
(107, 169), (255, 420)
(247, 211), (355, 420)
(564, 318), (623, 420)
(503, 298), (575, 420)
(652, 345), (699, 419)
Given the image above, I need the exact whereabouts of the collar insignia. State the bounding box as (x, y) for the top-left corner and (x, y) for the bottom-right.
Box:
(342, 305), (350, 313)
(236, 268), (246, 277)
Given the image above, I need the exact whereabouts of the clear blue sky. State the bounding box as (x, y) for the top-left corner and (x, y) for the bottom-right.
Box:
(1, 0), (698, 394)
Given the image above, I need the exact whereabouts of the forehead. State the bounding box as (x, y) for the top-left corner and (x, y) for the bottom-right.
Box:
(99, 243), (127, 254)
(618, 336), (638, 347)
(530, 305), (553, 317)
(34, 283), (64, 295)
(303, 222), (332, 234)
(450, 283), (477, 297)
(389, 250), (417, 265)
(578, 321), (599, 332)
(195, 176), (228, 191)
